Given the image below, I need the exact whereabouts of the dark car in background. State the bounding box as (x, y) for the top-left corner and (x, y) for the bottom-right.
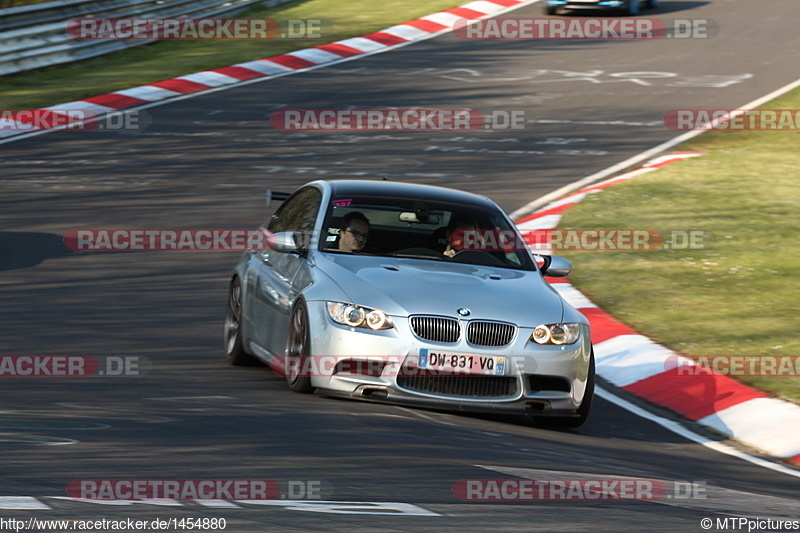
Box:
(544, 0), (660, 16)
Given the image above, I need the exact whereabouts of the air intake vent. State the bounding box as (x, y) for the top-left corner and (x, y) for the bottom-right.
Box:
(528, 375), (571, 393)
(397, 373), (519, 398)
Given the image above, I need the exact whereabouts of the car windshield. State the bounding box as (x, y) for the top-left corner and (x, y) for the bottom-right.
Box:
(319, 195), (536, 271)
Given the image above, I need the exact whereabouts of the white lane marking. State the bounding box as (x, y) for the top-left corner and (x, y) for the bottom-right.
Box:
(48, 497), (182, 506)
(3, 498), (439, 515)
(0, 497), (50, 509)
(595, 387), (800, 479)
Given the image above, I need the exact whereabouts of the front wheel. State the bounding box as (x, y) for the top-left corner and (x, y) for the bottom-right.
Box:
(285, 301), (315, 393)
(544, 4), (558, 15)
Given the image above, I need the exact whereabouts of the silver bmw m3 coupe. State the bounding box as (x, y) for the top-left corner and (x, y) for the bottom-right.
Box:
(224, 180), (595, 427)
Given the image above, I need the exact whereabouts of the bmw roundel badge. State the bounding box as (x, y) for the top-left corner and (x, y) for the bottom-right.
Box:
(457, 307), (471, 317)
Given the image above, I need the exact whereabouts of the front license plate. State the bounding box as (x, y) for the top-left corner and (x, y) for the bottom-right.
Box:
(418, 349), (505, 376)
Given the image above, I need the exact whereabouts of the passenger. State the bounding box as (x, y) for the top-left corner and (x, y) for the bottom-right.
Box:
(443, 216), (480, 257)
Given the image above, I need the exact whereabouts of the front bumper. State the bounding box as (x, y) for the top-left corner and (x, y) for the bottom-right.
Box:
(320, 386), (583, 418)
(302, 300), (592, 415)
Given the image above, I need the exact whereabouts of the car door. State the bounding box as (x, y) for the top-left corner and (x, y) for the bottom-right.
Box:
(253, 187), (322, 355)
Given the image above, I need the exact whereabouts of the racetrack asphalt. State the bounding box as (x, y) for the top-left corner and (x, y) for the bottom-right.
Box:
(1, 0), (799, 530)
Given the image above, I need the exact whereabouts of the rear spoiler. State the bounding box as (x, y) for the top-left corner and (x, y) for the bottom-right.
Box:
(266, 189), (292, 208)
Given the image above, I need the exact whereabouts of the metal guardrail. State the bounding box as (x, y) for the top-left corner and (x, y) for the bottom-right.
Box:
(0, 0), (295, 76)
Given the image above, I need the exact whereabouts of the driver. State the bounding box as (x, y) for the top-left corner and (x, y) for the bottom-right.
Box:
(337, 211), (370, 252)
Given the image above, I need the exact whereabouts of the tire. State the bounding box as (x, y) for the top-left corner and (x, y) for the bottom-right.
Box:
(544, 4), (558, 15)
(529, 350), (595, 429)
(285, 301), (315, 393)
(625, 0), (640, 15)
(647, 0), (659, 7)
(225, 277), (255, 366)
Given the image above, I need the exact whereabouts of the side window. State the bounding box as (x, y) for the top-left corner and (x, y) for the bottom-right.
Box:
(270, 187), (322, 235)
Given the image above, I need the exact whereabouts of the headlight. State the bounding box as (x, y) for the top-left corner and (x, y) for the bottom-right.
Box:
(326, 302), (394, 330)
(531, 323), (581, 345)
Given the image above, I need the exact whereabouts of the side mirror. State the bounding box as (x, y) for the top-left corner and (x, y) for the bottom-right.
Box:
(539, 255), (572, 277)
(269, 232), (301, 253)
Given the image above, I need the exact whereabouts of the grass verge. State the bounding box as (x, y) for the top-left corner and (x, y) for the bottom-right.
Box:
(558, 90), (800, 404)
(0, 0), (464, 110)
(1, 0), (52, 7)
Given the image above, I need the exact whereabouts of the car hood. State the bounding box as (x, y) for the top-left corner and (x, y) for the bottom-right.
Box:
(314, 254), (566, 327)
